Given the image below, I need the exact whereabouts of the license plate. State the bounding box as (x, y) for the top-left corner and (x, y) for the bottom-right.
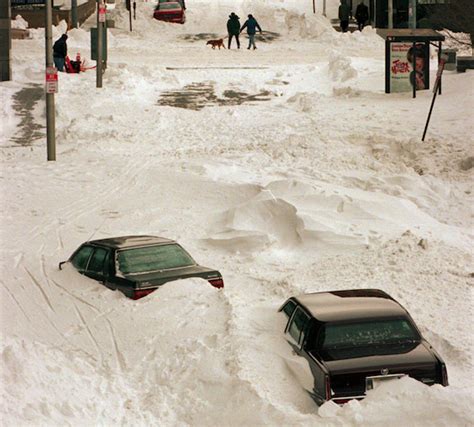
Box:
(366, 374), (406, 391)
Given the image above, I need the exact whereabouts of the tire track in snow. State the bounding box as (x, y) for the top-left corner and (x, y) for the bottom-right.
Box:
(72, 304), (103, 362)
(49, 278), (100, 313)
(24, 266), (56, 314)
(106, 317), (127, 372)
(1, 279), (34, 324)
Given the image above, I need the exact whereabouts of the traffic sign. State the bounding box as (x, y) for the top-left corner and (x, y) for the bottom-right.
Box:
(45, 66), (58, 93)
(99, 3), (106, 23)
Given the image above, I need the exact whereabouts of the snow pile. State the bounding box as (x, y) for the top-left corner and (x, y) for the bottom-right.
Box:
(328, 52), (358, 82)
(11, 15), (29, 30)
(319, 377), (474, 426)
(2, 0), (474, 425)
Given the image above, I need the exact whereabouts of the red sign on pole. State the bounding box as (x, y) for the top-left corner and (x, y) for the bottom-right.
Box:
(99, 3), (106, 23)
(45, 66), (58, 94)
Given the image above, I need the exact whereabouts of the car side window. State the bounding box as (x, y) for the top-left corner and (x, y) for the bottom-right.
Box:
(87, 247), (108, 275)
(288, 307), (310, 345)
(71, 245), (94, 271)
(281, 300), (297, 318)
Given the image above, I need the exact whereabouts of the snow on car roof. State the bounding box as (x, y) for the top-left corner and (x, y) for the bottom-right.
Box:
(89, 235), (175, 249)
(295, 289), (409, 323)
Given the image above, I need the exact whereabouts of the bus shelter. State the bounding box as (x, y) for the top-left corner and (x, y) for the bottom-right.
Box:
(377, 29), (445, 98)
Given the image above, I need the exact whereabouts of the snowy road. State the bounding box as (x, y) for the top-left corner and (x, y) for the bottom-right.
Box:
(1, 0), (473, 425)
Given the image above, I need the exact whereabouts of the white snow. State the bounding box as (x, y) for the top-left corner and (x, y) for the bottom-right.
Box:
(1, 0), (473, 426)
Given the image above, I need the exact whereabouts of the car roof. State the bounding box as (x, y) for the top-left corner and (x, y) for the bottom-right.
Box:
(88, 235), (176, 249)
(293, 289), (409, 323)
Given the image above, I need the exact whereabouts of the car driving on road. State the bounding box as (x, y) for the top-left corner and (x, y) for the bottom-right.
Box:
(60, 235), (223, 299)
(279, 289), (448, 405)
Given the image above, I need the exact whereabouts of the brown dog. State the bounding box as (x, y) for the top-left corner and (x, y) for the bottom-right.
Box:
(206, 39), (226, 49)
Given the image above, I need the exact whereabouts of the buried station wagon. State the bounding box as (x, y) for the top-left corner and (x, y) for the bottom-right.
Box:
(279, 289), (448, 405)
(59, 235), (224, 300)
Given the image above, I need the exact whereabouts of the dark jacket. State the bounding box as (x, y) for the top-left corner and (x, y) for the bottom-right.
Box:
(240, 16), (262, 35)
(355, 3), (369, 22)
(227, 14), (240, 35)
(338, 3), (350, 21)
(53, 34), (68, 59)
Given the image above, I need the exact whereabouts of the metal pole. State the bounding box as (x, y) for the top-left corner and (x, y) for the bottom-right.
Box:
(0, 0), (11, 81)
(129, 3), (133, 31)
(45, 0), (56, 161)
(412, 42), (416, 99)
(313, 0), (316, 14)
(96, 0), (103, 88)
(71, 0), (78, 28)
(388, 0), (393, 29)
(323, 0), (327, 16)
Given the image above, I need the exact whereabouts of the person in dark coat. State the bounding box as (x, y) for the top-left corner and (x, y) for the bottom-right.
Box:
(338, 0), (350, 33)
(355, 1), (369, 31)
(53, 34), (68, 71)
(240, 14), (262, 50)
(227, 12), (241, 49)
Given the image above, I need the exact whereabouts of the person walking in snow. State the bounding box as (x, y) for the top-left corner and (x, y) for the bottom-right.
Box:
(240, 14), (262, 50)
(338, 0), (351, 33)
(227, 12), (241, 49)
(53, 34), (68, 71)
(355, 1), (369, 31)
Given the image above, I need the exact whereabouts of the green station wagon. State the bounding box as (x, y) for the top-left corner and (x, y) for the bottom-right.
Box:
(59, 235), (224, 299)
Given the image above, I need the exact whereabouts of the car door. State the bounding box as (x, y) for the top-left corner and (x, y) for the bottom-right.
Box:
(284, 306), (315, 393)
(84, 246), (112, 287)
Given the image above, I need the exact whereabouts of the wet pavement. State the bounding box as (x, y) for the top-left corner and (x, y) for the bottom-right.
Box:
(157, 82), (273, 110)
(180, 31), (280, 44)
(10, 84), (45, 146)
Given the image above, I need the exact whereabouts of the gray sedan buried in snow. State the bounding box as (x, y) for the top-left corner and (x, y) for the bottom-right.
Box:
(59, 235), (224, 299)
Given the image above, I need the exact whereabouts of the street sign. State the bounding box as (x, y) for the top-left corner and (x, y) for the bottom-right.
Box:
(98, 3), (106, 23)
(45, 66), (58, 93)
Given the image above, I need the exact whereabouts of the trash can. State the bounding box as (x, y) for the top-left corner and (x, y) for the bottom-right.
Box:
(442, 48), (457, 71)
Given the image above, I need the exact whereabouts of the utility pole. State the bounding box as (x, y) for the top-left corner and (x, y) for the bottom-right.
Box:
(409, 0), (417, 29)
(323, 0), (327, 17)
(0, 0), (11, 81)
(72, 0), (78, 28)
(45, 0), (56, 161)
(312, 0), (316, 14)
(96, 0), (104, 88)
(388, 0), (393, 29)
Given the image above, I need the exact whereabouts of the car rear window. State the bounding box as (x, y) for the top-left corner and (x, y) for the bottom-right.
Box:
(159, 3), (180, 10)
(117, 244), (195, 275)
(321, 319), (419, 350)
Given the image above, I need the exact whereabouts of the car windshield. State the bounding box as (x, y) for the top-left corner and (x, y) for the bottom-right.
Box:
(159, 3), (180, 9)
(321, 319), (420, 350)
(117, 244), (195, 275)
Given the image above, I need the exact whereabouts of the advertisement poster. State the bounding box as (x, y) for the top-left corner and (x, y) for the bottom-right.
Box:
(390, 42), (411, 93)
(390, 42), (430, 93)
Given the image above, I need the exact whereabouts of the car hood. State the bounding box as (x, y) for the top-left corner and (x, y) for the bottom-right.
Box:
(123, 265), (220, 287)
(318, 342), (437, 375)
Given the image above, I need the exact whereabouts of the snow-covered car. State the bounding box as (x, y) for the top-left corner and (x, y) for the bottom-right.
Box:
(279, 289), (448, 405)
(153, 1), (185, 24)
(59, 235), (224, 299)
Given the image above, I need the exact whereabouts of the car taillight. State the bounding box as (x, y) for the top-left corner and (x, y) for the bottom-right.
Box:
(208, 278), (224, 289)
(325, 375), (332, 400)
(132, 288), (156, 300)
(441, 364), (449, 386)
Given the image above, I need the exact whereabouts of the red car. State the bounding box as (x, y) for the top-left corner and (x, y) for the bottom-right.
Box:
(153, 1), (185, 24)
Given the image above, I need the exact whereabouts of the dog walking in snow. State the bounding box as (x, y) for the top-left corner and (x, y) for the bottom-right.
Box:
(206, 38), (226, 49)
